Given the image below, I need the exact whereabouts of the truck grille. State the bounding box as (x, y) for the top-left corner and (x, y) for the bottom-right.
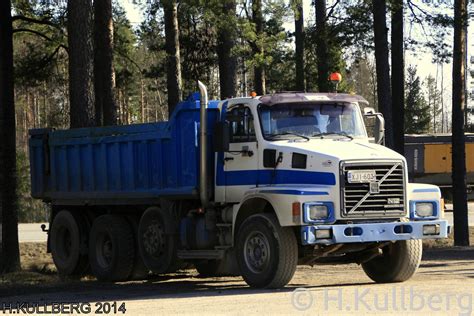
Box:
(341, 161), (406, 218)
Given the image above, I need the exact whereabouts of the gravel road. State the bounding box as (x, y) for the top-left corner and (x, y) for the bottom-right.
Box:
(2, 247), (473, 315)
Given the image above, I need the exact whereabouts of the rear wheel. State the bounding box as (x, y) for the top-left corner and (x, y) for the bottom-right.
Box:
(50, 210), (89, 276)
(127, 216), (149, 280)
(236, 213), (297, 288)
(362, 239), (423, 283)
(138, 207), (179, 274)
(89, 215), (135, 281)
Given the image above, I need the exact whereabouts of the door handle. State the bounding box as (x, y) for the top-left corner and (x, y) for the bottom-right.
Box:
(224, 157), (234, 161)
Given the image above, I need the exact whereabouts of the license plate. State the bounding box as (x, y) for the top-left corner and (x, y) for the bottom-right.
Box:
(347, 170), (377, 183)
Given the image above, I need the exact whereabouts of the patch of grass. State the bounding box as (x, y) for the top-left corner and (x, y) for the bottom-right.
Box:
(19, 242), (56, 273)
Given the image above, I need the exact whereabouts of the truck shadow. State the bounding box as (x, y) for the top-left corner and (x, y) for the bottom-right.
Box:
(422, 247), (474, 261)
(0, 271), (374, 304)
(2, 247), (472, 304)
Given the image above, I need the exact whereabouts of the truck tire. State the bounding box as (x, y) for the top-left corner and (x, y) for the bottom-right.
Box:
(126, 216), (149, 280)
(138, 207), (179, 274)
(362, 239), (423, 283)
(50, 210), (89, 276)
(236, 213), (298, 288)
(89, 215), (135, 281)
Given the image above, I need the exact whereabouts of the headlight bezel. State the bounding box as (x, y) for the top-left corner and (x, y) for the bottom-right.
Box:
(303, 202), (335, 224)
(410, 201), (439, 220)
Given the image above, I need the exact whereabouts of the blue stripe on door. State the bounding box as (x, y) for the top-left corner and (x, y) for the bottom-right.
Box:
(216, 169), (336, 186)
(258, 190), (329, 195)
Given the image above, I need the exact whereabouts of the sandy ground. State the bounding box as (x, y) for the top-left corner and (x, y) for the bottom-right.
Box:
(1, 242), (473, 315)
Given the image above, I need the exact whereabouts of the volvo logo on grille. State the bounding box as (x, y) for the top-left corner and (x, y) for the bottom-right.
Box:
(369, 182), (380, 194)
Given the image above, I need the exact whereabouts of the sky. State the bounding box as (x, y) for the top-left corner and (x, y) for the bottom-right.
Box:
(117, 0), (462, 120)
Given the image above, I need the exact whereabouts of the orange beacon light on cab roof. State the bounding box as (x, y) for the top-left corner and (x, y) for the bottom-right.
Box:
(329, 72), (342, 83)
(329, 72), (342, 92)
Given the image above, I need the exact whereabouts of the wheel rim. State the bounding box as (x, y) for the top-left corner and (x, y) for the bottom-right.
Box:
(96, 232), (114, 269)
(243, 231), (271, 274)
(57, 226), (73, 261)
(143, 219), (165, 259)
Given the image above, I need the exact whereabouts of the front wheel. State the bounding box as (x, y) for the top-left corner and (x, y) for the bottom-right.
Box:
(236, 213), (298, 288)
(362, 239), (423, 283)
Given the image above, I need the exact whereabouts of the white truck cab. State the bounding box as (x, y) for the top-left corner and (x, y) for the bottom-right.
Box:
(211, 92), (448, 288)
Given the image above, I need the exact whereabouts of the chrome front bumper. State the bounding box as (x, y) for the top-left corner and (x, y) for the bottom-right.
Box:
(301, 220), (450, 245)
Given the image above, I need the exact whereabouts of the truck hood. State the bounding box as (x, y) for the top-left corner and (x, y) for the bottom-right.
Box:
(272, 138), (405, 162)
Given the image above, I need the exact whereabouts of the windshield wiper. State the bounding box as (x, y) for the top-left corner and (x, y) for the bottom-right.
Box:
(267, 132), (310, 141)
(311, 132), (353, 140)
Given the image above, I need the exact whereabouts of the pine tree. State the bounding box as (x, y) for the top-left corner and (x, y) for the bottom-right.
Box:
(425, 75), (442, 133)
(0, 0), (21, 273)
(315, 0), (329, 92)
(94, 0), (117, 126)
(404, 66), (430, 134)
(293, 0), (304, 91)
(452, 0), (470, 246)
(163, 0), (182, 115)
(67, 0), (95, 128)
(372, 0), (394, 147)
(391, 0), (405, 154)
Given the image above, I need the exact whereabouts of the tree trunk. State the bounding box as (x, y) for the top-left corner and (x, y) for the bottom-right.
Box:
(94, 0), (117, 126)
(252, 0), (265, 95)
(140, 77), (145, 123)
(67, 0), (95, 128)
(441, 63), (445, 132)
(452, 0), (470, 246)
(163, 0), (182, 116)
(372, 0), (394, 148)
(391, 0), (404, 155)
(217, 0), (238, 99)
(0, 0), (21, 273)
(315, 0), (329, 92)
(294, 0), (305, 91)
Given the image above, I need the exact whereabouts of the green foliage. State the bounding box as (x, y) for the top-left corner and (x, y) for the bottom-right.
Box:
(346, 56), (377, 108)
(16, 151), (48, 223)
(405, 66), (431, 134)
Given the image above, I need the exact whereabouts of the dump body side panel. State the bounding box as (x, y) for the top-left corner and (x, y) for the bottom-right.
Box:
(29, 98), (219, 205)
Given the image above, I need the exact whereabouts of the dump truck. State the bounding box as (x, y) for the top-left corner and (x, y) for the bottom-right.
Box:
(29, 82), (449, 288)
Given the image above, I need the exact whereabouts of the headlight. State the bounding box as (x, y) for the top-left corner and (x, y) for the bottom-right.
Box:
(307, 204), (329, 220)
(415, 202), (434, 217)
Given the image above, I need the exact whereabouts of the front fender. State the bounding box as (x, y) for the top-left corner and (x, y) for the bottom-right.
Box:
(234, 186), (333, 229)
(407, 183), (443, 219)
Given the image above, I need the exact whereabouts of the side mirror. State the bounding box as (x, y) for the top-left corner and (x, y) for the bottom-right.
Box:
(374, 114), (385, 145)
(214, 121), (230, 152)
(363, 107), (376, 115)
(363, 108), (385, 145)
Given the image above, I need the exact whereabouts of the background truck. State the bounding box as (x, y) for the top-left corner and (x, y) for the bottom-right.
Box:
(404, 133), (474, 199)
(29, 82), (449, 288)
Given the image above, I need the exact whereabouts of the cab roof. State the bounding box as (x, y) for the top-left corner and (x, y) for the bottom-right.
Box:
(258, 92), (369, 106)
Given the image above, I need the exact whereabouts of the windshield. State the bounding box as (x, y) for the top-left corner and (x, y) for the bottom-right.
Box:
(258, 102), (366, 140)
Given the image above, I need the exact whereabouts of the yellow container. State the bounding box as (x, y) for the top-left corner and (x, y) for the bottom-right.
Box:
(424, 143), (474, 173)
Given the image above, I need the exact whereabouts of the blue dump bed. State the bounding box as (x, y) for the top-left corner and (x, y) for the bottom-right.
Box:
(29, 94), (220, 204)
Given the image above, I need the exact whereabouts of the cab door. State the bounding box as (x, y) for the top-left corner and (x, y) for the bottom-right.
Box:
(224, 105), (259, 202)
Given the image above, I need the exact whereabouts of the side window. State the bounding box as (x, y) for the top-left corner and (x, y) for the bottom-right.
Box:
(228, 107), (256, 143)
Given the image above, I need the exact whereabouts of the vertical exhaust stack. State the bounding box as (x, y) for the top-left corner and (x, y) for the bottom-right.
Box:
(198, 81), (209, 208)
